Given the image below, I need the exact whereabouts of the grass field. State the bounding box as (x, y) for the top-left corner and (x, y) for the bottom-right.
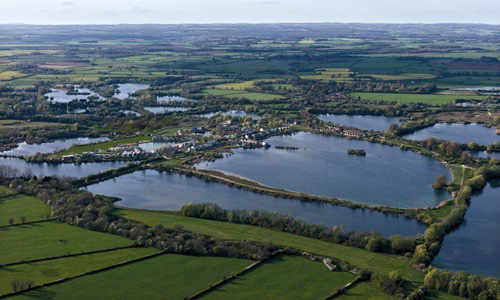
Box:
(0, 247), (158, 296)
(0, 194), (51, 226)
(204, 255), (356, 299)
(351, 92), (486, 105)
(53, 135), (151, 157)
(116, 208), (424, 282)
(14, 254), (252, 300)
(0, 220), (132, 264)
(201, 89), (285, 101)
(336, 282), (395, 300)
(0, 120), (65, 130)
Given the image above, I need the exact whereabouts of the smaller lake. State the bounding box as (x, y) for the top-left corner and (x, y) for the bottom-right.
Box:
(84, 170), (427, 237)
(199, 110), (261, 120)
(317, 114), (401, 132)
(120, 110), (142, 117)
(138, 142), (174, 152)
(0, 157), (128, 178)
(144, 107), (190, 114)
(404, 123), (500, 145)
(432, 182), (500, 278)
(1, 137), (108, 157)
(157, 95), (195, 103)
(113, 84), (150, 100)
(45, 86), (103, 103)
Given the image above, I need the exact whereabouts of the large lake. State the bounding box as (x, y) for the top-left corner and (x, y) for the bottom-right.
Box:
(1, 137), (108, 157)
(0, 157), (128, 178)
(318, 114), (401, 132)
(196, 132), (451, 208)
(432, 182), (500, 278)
(404, 123), (500, 145)
(114, 84), (150, 100)
(84, 169), (427, 237)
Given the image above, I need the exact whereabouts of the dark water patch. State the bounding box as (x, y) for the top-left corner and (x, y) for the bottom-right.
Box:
(404, 123), (499, 145)
(317, 114), (401, 132)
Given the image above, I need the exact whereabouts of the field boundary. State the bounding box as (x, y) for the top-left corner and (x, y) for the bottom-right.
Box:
(1, 245), (137, 267)
(0, 250), (164, 298)
(0, 218), (56, 229)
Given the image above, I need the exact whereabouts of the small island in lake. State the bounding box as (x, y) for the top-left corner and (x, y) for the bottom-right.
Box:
(275, 145), (300, 150)
(347, 149), (366, 156)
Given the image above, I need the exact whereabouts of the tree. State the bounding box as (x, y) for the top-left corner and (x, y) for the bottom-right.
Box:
(20, 216), (26, 223)
(8, 217), (14, 225)
(412, 244), (430, 265)
(433, 174), (447, 189)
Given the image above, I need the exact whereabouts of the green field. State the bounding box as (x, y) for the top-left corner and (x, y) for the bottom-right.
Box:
(116, 208), (424, 282)
(0, 247), (158, 295)
(54, 135), (151, 157)
(351, 92), (486, 105)
(205, 255), (356, 299)
(0, 221), (132, 264)
(201, 89), (285, 101)
(14, 254), (252, 300)
(0, 194), (51, 226)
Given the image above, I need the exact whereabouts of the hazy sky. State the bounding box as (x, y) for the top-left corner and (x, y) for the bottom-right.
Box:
(0, 0), (499, 25)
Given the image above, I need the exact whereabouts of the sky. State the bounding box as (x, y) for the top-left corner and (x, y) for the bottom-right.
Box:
(0, 0), (499, 25)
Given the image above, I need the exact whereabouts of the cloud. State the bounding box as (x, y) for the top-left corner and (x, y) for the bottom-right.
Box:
(59, 1), (74, 6)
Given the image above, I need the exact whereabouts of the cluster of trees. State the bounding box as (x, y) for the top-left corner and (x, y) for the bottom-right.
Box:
(4, 177), (277, 261)
(10, 279), (35, 293)
(180, 203), (418, 256)
(424, 268), (500, 299)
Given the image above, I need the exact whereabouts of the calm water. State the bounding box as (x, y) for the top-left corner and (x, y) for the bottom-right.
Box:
(144, 106), (190, 114)
(120, 110), (141, 117)
(470, 151), (500, 160)
(157, 95), (194, 103)
(0, 157), (127, 178)
(197, 132), (450, 208)
(85, 170), (427, 237)
(199, 110), (261, 120)
(138, 142), (174, 152)
(404, 123), (500, 145)
(113, 84), (150, 100)
(45, 86), (103, 103)
(317, 114), (401, 132)
(432, 182), (500, 278)
(1, 137), (108, 157)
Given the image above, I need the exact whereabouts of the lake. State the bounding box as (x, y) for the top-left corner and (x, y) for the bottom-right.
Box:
(113, 83), (150, 100)
(196, 132), (451, 208)
(432, 182), (500, 278)
(199, 110), (261, 120)
(120, 110), (141, 117)
(157, 95), (195, 103)
(317, 114), (401, 132)
(404, 123), (500, 145)
(0, 157), (128, 178)
(1, 137), (108, 157)
(84, 169), (427, 237)
(138, 142), (174, 152)
(144, 106), (190, 114)
(45, 85), (103, 103)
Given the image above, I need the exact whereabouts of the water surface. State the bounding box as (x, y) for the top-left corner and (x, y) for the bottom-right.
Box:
(113, 84), (150, 100)
(1, 137), (108, 157)
(318, 114), (401, 131)
(404, 123), (499, 145)
(0, 157), (127, 178)
(157, 95), (194, 103)
(85, 169), (427, 237)
(45, 86), (103, 103)
(432, 182), (500, 278)
(197, 132), (450, 208)
(199, 110), (261, 120)
(144, 106), (190, 114)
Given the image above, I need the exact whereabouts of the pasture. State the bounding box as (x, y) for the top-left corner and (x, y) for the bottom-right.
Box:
(13, 254), (252, 300)
(0, 194), (50, 226)
(350, 92), (486, 105)
(204, 255), (356, 299)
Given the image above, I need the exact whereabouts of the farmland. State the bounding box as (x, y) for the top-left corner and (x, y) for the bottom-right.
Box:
(0, 23), (499, 299)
